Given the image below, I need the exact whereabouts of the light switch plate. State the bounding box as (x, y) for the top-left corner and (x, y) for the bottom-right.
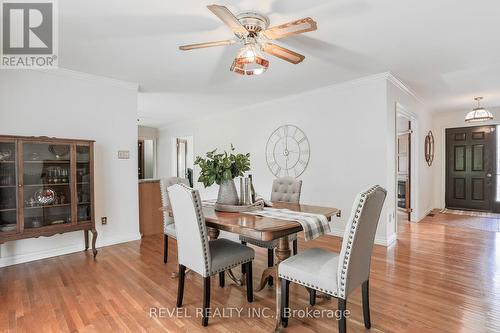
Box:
(118, 150), (130, 159)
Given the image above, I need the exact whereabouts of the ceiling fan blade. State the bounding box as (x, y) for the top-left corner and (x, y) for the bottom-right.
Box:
(179, 39), (236, 51)
(262, 43), (305, 64)
(207, 4), (248, 36)
(262, 17), (317, 40)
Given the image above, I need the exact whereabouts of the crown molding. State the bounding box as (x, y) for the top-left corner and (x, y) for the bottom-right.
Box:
(33, 67), (139, 91)
(385, 72), (425, 106)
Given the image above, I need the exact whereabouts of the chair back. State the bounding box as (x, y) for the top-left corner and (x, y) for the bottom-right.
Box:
(271, 177), (302, 203)
(168, 184), (211, 277)
(160, 177), (190, 228)
(337, 185), (386, 299)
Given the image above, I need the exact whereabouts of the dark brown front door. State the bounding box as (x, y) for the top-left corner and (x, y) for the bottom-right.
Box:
(446, 126), (496, 211)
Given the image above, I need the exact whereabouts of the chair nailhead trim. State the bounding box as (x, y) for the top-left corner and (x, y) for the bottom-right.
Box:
(338, 185), (383, 299)
(211, 257), (255, 275)
(278, 273), (338, 297)
(188, 187), (211, 276)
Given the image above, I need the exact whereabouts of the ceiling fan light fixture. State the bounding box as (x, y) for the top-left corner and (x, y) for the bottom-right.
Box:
(465, 97), (493, 122)
(230, 43), (269, 76)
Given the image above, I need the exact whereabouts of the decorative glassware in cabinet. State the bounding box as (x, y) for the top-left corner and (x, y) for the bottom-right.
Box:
(0, 141), (17, 233)
(23, 142), (72, 229)
(77, 145), (91, 223)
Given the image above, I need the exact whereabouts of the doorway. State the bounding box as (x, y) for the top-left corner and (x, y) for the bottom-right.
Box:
(172, 136), (194, 187)
(138, 139), (155, 180)
(396, 114), (412, 227)
(395, 103), (418, 237)
(445, 125), (497, 212)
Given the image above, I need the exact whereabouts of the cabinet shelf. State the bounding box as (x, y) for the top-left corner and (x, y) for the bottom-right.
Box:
(0, 185), (16, 188)
(0, 161), (15, 164)
(24, 223), (70, 231)
(24, 203), (71, 210)
(0, 208), (16, 212)
(24, 160), (70, 164)
(24, 183), (70, 187)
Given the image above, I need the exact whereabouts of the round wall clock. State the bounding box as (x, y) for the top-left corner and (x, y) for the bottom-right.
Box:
(266, 124), (310, 178)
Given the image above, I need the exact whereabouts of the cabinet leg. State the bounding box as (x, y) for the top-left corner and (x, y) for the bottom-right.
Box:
(91, 228), (98, 258)
(84, 229), (89, 251)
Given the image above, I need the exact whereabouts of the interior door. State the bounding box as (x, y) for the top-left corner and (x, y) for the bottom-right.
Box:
(446, 126), (496, 211)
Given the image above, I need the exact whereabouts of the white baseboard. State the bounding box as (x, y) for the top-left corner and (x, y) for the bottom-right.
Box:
(383, 232), (397, 247)
(0, 232), (141, 268)
(417, 208), (436, 222)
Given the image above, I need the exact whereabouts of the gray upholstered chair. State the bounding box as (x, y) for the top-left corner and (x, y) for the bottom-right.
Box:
(278, 185), (386, 333)
(239, 176), (302, 286)
(168, 184), (255, 327)
(160, 177), (190, 263)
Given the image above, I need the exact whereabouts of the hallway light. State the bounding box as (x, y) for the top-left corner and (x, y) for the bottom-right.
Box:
(465, 97), (493, 122)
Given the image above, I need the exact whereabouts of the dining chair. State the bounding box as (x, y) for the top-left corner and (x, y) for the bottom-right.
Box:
(239, 176), (302, 286)
(278, 185), (386, 333)
(168, 183), (255, 327)
(160, 177), (190, 263)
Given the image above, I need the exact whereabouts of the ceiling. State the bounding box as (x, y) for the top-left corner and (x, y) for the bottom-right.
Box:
(59, 0), (500, 126)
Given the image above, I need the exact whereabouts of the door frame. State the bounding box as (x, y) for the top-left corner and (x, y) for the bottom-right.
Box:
(439, 122), (500, 209)
(176, 138), (188, 178)
(443, 125), (498, 212)
(395, 103), (418, 234)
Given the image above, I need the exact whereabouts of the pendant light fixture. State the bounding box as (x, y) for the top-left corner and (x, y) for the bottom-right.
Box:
(465, 97), (493, 122)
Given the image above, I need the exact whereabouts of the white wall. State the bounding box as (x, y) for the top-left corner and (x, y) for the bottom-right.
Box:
(0, 69), (140, 267)
(157, 74), (403, 245)
(432, 107), (500, 208)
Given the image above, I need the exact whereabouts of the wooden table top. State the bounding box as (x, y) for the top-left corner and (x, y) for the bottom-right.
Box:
(164, 202), (340, 242)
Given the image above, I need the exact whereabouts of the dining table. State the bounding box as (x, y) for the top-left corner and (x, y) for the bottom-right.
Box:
(163, 201), (340, 330)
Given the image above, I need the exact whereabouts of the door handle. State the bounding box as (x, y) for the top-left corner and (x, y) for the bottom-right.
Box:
(487, 173), (492, 177)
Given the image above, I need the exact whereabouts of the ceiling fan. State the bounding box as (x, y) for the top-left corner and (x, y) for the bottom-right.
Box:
(179, 4), (317, 76)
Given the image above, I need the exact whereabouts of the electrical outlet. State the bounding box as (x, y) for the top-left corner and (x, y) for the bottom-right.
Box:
(101, 217), (107, 225)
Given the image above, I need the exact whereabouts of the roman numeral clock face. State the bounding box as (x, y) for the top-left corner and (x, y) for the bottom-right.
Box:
(266, 125), (310, 178)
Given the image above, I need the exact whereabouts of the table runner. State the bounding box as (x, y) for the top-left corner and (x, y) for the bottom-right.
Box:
(243, 208), (331, 241)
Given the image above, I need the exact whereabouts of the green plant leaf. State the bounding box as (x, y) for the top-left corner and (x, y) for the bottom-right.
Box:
(194, 146), (251, 188)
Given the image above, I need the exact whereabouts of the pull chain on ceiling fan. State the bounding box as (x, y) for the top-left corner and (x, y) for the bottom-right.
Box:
(179, 4), (317, 76)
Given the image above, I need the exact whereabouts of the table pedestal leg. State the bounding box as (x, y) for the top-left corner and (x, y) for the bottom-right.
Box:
(257, 236), (291, 291)
(208, 227), (220, 240)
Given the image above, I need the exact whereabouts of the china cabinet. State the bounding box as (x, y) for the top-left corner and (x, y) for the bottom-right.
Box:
(0, 135), (97, 257)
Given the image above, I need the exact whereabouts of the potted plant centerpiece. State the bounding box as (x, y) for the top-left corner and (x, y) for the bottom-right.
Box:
(195, 145), (250, 205)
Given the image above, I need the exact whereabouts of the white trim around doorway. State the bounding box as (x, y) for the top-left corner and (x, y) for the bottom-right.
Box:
(395, 103), (419, 235)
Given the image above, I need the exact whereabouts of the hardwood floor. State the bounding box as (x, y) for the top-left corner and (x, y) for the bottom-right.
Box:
(421, 211), (500, 232)
(1, 216), (500, 333)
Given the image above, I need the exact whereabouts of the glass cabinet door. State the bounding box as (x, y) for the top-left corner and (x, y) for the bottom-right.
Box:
(0, 140), (18, 233)
(22, 142), (72, 229)
(76, 145), (92, 223)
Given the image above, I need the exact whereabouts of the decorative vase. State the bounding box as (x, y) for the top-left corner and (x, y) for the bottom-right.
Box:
(217, 179), (239, 205)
